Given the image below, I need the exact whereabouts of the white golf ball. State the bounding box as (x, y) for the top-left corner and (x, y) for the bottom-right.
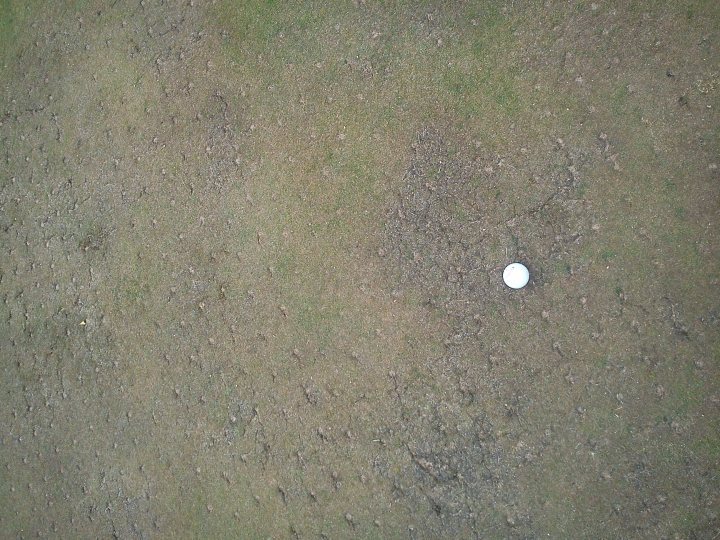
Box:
(503, 262), (530, 289)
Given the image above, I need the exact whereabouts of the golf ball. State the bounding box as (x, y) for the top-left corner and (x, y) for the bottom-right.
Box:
(503, 263), (530, 289)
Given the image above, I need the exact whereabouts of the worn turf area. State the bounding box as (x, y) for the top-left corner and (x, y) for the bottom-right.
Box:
(1, 1), (719, 538)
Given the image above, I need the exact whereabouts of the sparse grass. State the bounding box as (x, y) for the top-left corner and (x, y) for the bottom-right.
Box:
(661, 361), (705, 418)
(1, 1), (719, 538)
(692, 436), (720, 461)
(0, 0), (19, 62)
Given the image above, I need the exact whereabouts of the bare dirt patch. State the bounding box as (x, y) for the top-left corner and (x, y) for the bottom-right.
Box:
(384, 126), (591, 324)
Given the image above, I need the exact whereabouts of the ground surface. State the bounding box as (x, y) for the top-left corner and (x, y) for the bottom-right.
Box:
(1, 1), (719, 538)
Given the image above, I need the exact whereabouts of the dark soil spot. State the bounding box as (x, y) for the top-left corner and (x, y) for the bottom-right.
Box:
(384, 127), (591, 329)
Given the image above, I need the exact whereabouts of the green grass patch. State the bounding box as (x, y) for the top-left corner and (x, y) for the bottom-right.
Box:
(661, 361), (705, 418)
(0, 0), (19, 62)
(215, 0), (334, 67)
(444, 66), (478, 97)
(600, 249), (617, 262)
(692, 436), (720, 461)
(662, 178), (677, 193)
(595, 356), (610, 369)
(575, 181), (588, 197)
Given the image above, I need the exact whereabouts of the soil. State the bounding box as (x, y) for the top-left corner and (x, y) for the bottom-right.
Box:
(1, 1), (719, 538)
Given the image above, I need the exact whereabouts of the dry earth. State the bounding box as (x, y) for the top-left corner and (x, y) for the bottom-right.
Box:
(1, 1), (719, 538)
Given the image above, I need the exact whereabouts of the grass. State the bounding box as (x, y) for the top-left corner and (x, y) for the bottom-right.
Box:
(215, 0), (528, 144)
(692, 436), (720, 461)
(0, 0), (18, 62)
(661, 361), (705, 418)
(1, 1), (719, 538)
(600, 249), (617, 262)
